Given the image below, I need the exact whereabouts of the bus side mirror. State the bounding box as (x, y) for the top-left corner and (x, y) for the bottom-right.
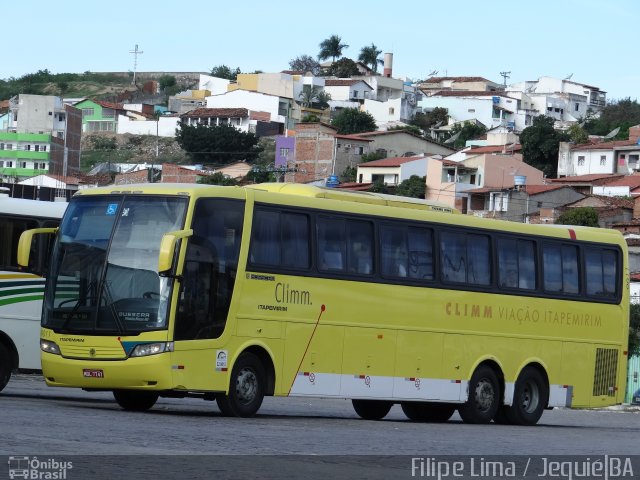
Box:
(17, 228), (58, 267)
(158, 229), (193, 274)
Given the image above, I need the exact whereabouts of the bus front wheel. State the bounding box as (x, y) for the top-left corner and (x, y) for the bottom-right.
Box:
(459, 365), (500, 424)
(0, 343), (12, 392)
(113, 390), (159, 411)
(401, 402), (456, 422)
(352, 399), (393, 420)
(505, 367), (548, 426)
(216, 352), (266, 417)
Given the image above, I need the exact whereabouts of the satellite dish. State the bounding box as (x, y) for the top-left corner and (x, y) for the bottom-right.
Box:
(444, 131), (461, 144)
(564, 73), (573, 80)
(604, 127), (620, 139)
(427, 70), (438, 77)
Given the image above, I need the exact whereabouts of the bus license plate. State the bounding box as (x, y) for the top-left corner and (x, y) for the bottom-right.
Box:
(83, 369), (104, 378)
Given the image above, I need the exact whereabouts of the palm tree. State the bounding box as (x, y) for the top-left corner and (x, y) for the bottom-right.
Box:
(358, 43), (383, 73)
(318, 35), (348, 64)
(298, 85), (322, 107)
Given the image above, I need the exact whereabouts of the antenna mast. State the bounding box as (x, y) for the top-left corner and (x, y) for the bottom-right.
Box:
(129, 44), (144, 85)
(500, 71), (511, 87)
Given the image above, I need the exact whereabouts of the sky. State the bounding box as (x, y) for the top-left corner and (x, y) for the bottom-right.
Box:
(4, 0), (639, 101)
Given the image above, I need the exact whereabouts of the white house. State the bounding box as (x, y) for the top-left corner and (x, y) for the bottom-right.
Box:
(18, 174), (79, 191)
(116, 114), (180, 137)
(206, 89), (287, 126)
(356, 155), (428, 186)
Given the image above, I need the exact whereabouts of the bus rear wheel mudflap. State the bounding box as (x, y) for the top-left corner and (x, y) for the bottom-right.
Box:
(401, 402), (456, 422)
(503, 366), (549, 426)
(352, 399), (393, 420)
(216, 352), (266, 417)
(459, 365), (500, 424)
(113, 389), (159, 412)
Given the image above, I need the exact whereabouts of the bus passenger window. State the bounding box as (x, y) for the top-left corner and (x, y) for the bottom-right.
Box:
(498, 238), (535, 290)
(543, 244), (578, 295)
(585, 249), (618, 297)
(380, 225), (408, 278)
(407, 227), (433, 280)
(317, 218), (346, 272)
(347, 221), (373, 275)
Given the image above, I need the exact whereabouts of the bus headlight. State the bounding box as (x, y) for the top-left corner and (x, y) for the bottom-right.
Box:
(40, 339), (61, 355)
(129, 342), (173, 358)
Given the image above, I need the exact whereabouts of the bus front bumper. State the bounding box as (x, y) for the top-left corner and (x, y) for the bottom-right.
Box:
(41, 352), (175, 390)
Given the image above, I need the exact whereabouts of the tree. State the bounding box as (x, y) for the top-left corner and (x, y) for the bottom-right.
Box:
(360, 151), (386, 162)
(198, 172), (238, 186)
(288, 55), (321, 75)
(520, 115), (568, 178)
(246, 137), (277, 183)
(331, 108), (377, 134)
(210, 65), (241, 81)
(395, 175), (426, 198)
(567, 122), (589, 144)
(318, 35), (348, 64)
(555, 207), (599, 227)
(175, 123), (262, 165)
(584, 98), (640, 138)
(387, 124), (423, 136)
(298, 86), (331, 109)
(411, 107), (449, 131)
(449, 122), (487, 149)
(158, 75), (177, 90)
(358, 43), (383, 73)
(341, 165), (357, 182)
(326, 58), (359, 78)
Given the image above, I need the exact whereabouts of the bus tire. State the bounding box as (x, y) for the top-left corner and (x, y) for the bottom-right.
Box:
(459, 365), (500, 424)
(113, 390), (159, 411)
(505, 367), (548, 426)
(0, 343), (12, 392)
(216, 352), (265, 417)
(352, 399), (393, 420)
(401, 402), (456, 422)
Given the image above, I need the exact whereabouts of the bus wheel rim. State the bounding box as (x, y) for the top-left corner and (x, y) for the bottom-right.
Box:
(521, 381), (540, 414)
(235, 367), (258, 404)
(474, 379), (495, 412)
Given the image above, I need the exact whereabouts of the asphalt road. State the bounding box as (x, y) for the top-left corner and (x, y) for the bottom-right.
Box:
(1, 374), (639, 479)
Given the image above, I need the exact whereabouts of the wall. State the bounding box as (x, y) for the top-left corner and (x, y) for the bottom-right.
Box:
(566, 148), (615, 176)
(13, 95), (59, 133)
(275, 136), (296, 168)
(116, 115), (180, 136)
(364, 97), (402, 125)
(358, 131), (453, 158)
(206, 90), (283, 123)
(289, 123), (336, 183)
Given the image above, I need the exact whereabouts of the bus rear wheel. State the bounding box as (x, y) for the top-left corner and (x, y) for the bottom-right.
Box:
(459, 365), (500, 424)
(216, 352), (265, 417)
(352, 399), (393, 420)
(113, 390), (159, 411)
(401, 402), (456, 422)
(0, 343), (12, 392)
(505, 367), (548, 426)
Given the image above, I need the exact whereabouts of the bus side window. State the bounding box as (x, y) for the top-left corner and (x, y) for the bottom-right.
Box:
(317, 217), (346, 272)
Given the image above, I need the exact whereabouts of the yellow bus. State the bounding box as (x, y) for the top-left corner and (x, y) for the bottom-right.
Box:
(19, 183), (629, 425)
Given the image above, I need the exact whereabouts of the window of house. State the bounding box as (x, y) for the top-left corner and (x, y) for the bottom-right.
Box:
(600, 155), (606, 166)
(0, 161), (3, 167)
(389, 107), (395, 115)
(6, 161), (12, 167)
(468, 109), (475, 113)
(575, 103), (580, 111)
(0, 143), (3, 150)
(25, 145), (31, 151)
(279, 148), (290, 157)
(82, 108), (94, 117)
(577, 156), (585, 166)
(103, 109), (114, 118)
(355, 146), (364, 155)
(40, 163), (47, 169)
(547, 107), (553, 112)
(35, 145), (40, 152)
(21, 162), (27, 168)
(440, 231), (491, 286)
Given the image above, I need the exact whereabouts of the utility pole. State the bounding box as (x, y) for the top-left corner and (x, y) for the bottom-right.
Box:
(500, 71), (511, 88)
(129, 44), (144, 85)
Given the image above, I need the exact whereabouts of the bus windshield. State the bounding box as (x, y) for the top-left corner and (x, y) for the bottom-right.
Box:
(43, 194), (188, 335)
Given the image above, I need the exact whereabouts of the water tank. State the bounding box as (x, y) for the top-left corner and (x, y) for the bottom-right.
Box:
(326, 175), (340, 188)
(514, 175), (527, 186)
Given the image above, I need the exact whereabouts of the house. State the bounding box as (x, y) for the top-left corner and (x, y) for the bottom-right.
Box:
(206, 90), (289, 133)
(117, 113), (180, 137)
(74, 99), (127, 133)
(508, 76), (606, 128)
(324, 79), (374, 112)
(285, 123), (338, 184)
(17, 173), (80, 191)
(352, 129), (455, 159)
(356, 155), (429, 186)
(557, 195), (633, 228)
(167, 89), (209, 114)
(0, 94), (82, 182)
(418, 90), (524, 132)
(558, 126), (640, 177)
(468, 184), (584, 223)
(418, 76), (504, 93)
(181, 108), (254, 132)
(426, 152), (545, 213)
(549, 173), (625, 195)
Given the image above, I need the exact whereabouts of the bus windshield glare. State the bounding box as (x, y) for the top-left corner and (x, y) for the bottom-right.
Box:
(43, 195), (188, 335)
